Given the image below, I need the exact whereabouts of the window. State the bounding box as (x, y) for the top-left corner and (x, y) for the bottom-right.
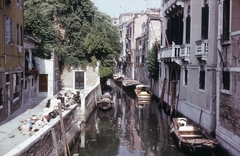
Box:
(5, 16), (14, 44)
(199, 68), (205, 90)
(142, 55), (145, 64)
(201, 1), (209, 39)
(6, 74), (10, 83)
(13, 73), (19, 99)
(184, 68), (188, 85)
(222, 0), (230, 41)
(0, 88), (3, 109)
(186, 15), (191, 44)
(222, 71), (230, 90)
(17, 24), (19, 45)
(25, 80), (27, 90)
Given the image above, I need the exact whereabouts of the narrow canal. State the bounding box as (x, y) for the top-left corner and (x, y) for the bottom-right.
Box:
(70, 81), (218, 156)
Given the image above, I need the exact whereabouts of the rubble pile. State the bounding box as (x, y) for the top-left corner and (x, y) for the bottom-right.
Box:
(18, 90), (81, 135)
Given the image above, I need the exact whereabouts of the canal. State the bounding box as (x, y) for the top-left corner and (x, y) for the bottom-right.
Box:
(70, 81), (219, 156)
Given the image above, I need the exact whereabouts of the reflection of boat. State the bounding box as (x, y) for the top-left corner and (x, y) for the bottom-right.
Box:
(136, 101), (151, 109)
(97, 109), (114, 121)
(96, 93), (114, 110)
(134, 84), (152, 101)
(122, 79), (140, 91)
(170, 118), (218, 156)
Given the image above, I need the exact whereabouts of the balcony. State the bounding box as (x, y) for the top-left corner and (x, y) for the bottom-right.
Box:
(160, 44), (181, 65)
(164, 0), (184, 13)
(195, 40), (208, 62)
(25, 69), (39, 76)
(180, 44), (190, 63)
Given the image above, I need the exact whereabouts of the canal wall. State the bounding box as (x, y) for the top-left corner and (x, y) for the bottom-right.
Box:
(4, 84), (102, 156)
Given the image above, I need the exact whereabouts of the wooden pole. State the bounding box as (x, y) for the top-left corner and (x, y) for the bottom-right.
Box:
(175, 93), (180, 116)
(51, 128), (59, 156)
(170, 81), (176, 116)
(58, 103), (70, 156)
(159, 78), (167, 107)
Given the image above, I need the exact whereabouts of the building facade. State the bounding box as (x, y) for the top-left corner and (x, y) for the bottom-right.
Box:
(23, 34), (39, 103)
(216, 0), (240, 155)
(0, 0), (24, 122)
(160, 0), (218, 133)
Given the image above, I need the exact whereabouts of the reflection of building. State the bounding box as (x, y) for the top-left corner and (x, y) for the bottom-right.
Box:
(160, 0), (218, 134)
(0, 0), (24, 122)
(216, 1), (240, 155)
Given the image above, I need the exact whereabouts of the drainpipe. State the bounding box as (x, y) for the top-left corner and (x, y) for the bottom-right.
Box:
(3, 0), (6, 64)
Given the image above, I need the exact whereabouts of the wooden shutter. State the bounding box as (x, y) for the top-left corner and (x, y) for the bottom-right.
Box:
(5, 16), (10, 43)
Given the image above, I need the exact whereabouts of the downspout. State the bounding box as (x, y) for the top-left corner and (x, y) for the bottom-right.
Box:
(3, 0), (6, 64)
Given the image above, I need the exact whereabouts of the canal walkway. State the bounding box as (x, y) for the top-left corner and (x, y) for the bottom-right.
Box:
(0, 96), (50, 155)
(0, 67), (100, 155)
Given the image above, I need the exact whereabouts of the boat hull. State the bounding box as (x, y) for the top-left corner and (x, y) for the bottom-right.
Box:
(170, 118), (218, 156)
(171, 130), (216, 156)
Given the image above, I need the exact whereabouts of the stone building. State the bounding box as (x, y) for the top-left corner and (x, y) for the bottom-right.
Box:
(135, 13), (161, 95)
(216, 0), (240, 155)
(0, 0), (24, 122)
(160, 0), (218, 134)
(118, 9), (160, 81)
(23, 34), (39, 103)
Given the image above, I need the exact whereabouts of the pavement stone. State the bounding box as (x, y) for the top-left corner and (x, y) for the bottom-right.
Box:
(0, 96), (52, 156)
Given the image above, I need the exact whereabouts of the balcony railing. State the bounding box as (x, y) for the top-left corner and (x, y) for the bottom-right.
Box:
(180, 44), (190, 63)
(195, 40), (208, 61)
(160, 44), (181, 65)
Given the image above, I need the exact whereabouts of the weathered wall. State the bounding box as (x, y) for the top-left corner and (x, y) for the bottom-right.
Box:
(219, 72), (240, 136)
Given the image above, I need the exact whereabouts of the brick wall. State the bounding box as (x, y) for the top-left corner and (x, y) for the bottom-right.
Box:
(220, 72), (240, 137)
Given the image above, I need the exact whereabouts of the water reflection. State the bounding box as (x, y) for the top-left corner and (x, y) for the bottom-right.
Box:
(71, 82), (182, 156)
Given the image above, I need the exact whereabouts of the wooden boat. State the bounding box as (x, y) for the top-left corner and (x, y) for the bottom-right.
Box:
(122, 79), (140, 91)
(96, 93), (114, 110)
(170, 118), (218, 156)
(96, 97), (114, 110)
(134, 84), (152, 101)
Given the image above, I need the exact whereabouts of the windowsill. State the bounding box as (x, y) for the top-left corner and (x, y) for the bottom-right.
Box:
(220, 89), (231, 95)
(221, 40), (231, 45)
(0, 105), (3, 109)
(13, 97), (19, 103)
(199, 89), (205, 93)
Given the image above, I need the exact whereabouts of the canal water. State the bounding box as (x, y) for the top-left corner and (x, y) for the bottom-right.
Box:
(70, 81), (218, 156)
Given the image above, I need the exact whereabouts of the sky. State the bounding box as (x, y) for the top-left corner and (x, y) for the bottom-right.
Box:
(91, 0), (161, 18)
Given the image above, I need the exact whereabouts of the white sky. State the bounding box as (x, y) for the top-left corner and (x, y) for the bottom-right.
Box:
(91, 0), (161, 18)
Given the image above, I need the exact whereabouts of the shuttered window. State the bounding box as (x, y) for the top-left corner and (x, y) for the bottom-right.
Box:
(5, 16), (14, 44)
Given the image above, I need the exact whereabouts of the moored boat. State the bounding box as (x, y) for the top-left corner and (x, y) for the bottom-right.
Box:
(170, 117), (218, 156)
(122, 79), (140, 91)
(96, 97), (114, 110)
(134, 84), (152, 101)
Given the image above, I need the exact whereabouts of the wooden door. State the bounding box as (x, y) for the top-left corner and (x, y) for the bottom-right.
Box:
(75, 71), (84, 89)
(39, 74), (48, 92)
